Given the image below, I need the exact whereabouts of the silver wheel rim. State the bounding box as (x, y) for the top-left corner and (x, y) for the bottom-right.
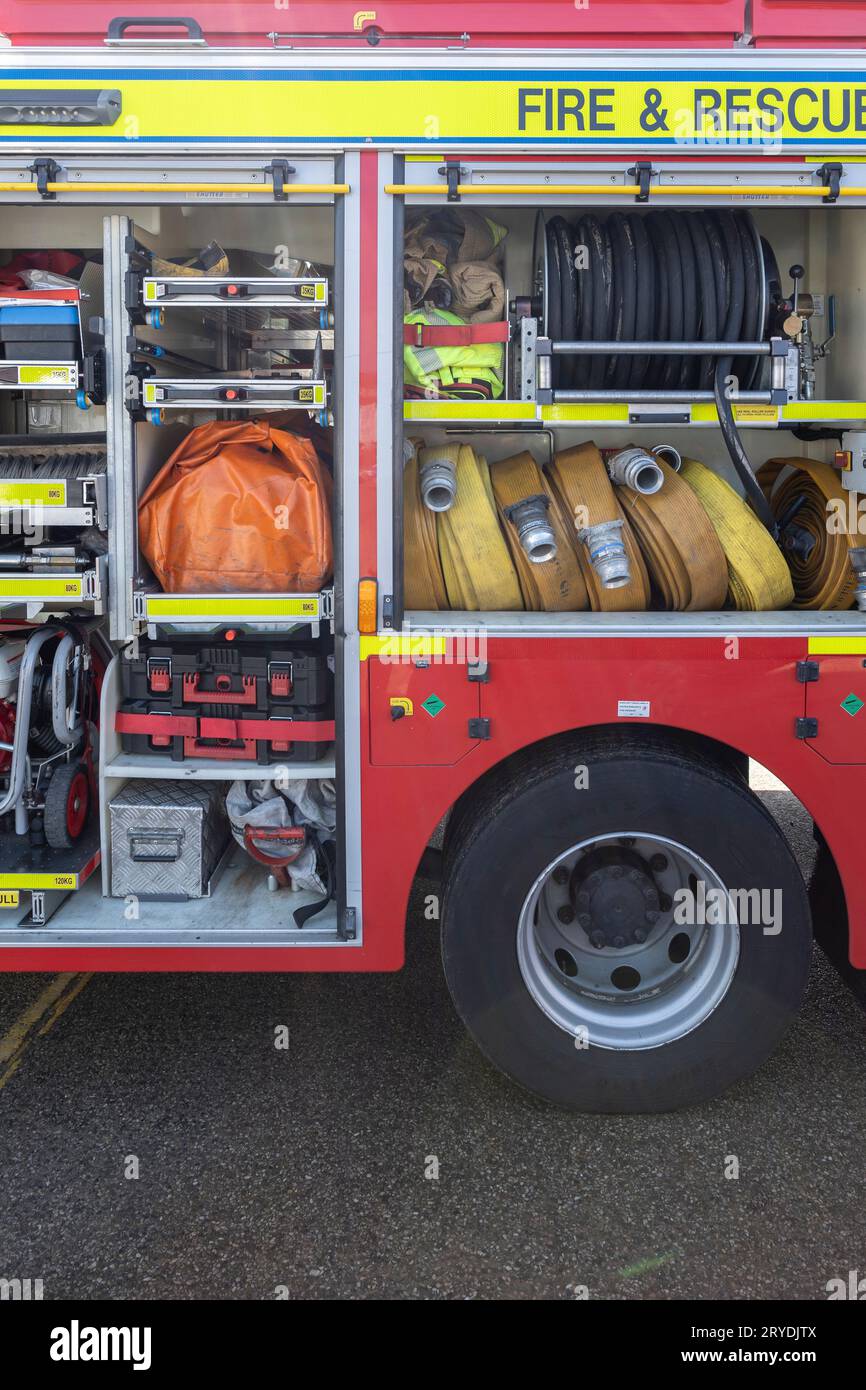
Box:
(516, 832), (740, 1051)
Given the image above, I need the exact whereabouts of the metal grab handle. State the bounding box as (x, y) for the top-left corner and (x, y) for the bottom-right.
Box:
(106, 16), (206, 44)
(129, 829), (185, 863)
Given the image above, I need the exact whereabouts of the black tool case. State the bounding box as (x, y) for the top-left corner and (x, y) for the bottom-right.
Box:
(122, 638), (331, 710)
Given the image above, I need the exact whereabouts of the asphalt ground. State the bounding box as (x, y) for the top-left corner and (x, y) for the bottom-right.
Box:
(0, 780), (864, 1301)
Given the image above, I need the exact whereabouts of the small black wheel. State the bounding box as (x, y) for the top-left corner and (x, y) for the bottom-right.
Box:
(442, 733), (812, 1113)
(43, 760), (91, 850)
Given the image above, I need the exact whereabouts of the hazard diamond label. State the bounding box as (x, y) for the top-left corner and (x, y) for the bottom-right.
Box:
(421, 694), (445, 718)
(841, 692), (864, 717)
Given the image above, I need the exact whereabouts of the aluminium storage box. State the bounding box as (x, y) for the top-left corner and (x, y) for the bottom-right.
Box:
(109, 779), (230, 900)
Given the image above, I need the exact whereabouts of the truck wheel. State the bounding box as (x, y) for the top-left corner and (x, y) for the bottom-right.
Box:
(441, 735), (811, 1113)
(43, 761), (91, 850)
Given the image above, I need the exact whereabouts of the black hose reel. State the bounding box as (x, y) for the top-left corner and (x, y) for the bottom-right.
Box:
(532, 208), (798, 535)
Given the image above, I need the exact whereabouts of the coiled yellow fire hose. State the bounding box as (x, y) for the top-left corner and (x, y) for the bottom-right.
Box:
(547, 443), (650, 611)
(758, 457), (859, 610)
(680, 457), (795, 611)
(614, 459), (729, 611)
(403, 446), (449, 610)
(438, 445), (524, 610)
(490, 451), (589, 612)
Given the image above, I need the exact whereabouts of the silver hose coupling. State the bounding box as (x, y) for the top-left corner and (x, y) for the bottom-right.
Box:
(606, 447), (665, 495)
(651, 443), (683, 472)
(577, 519), (631, 588)
(849, 547), (866, 612)
(504, 493), (558, 563)
(419, 450), (458, 512)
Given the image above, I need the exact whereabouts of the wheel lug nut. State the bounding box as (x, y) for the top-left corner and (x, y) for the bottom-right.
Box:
(643, 886), (656, 901)
(627, 870), (641, 884)
(612, 934), (626, 949)
(557, 905), (575, 924)
(609, 865), (623, 879)
(633, 927), (647, 944)
(645, 910), (660, 924)
(650, 853), (668, 872)
(553, 866), (569, 886)
(578, 913), (592, 929)
(590, 930), (606, 949)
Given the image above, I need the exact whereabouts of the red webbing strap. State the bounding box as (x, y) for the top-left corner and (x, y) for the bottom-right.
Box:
(403, 321), (509, 347)
(116, 712), (335, 742)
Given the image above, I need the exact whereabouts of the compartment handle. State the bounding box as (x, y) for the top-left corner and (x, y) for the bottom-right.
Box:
(106, 16), (206, 45)
(129, 828), (185, 863)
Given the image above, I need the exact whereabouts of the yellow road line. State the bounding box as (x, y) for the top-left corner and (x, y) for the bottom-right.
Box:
(0, 972), (92, 1091)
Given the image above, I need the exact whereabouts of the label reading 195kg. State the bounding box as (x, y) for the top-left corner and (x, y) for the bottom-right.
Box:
(618, 700), (651, 719)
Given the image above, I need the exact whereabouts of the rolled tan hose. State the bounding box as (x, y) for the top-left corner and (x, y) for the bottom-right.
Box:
(438, 445), (524, 611)
(758, 457), (858, 610)
(403, 447), (448, 610)
(547, 443), (650, 611)
(615, 459), (729, 611)
(681, 458), (794, 611)
(490, 451), (589, 612)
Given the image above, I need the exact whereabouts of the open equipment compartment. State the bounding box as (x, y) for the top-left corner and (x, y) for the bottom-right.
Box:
(0, 156), (352, 949)
(395, 159), (866, 634)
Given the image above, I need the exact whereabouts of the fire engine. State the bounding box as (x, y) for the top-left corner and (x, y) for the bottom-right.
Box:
(0, 0), (865, 1114)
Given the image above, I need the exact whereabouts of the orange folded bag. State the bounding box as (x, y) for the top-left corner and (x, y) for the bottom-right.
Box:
(138, 419), (333, 593)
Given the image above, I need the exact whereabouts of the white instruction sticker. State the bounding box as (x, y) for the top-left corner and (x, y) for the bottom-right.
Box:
(617, 700), (651, 719)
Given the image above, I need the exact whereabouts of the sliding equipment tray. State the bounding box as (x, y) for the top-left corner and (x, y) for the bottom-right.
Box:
(0, 361), (79, 390)
(141, 275), (329, 310)
(140, 375), (327, 412)
(0, 556), (107, 614)
(0, 827), (100, 927)
(0, 473), (107, 529)
(133, 588), (333, 637)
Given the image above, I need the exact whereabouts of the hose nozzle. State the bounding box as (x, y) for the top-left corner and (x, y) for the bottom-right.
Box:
(651, 444), (682, 473)
(607, 447), (665, 496)
(504, 493), (558, 564)
(578, 519), (631, 589)
(419, 450), (458, 512)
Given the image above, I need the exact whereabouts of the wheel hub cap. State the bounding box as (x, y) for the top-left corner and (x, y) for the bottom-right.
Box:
(517, 832), (740, 1051)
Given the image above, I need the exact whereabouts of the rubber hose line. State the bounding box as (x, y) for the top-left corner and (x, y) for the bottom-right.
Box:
(686, 212), (719, 391)
(545, 222), (562, 388)
(543, 209), (777, 532)
(547, 209), (775, 393)
(553, 216), (577, 391)
(582, 215), (612, 391)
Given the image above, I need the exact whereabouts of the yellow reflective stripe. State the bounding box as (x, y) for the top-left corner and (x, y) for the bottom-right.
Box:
(404, 401), (534, 421)
(0, 480), (67, 506)
(0, 872), (78, 890)
(360, 634), (449, 661)
(808, 637), (866, 654)
(147, 595), (320, 618)
(0, 578), (83, 598)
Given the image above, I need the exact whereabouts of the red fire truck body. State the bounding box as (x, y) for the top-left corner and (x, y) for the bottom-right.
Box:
(1, 0), (865, 1110)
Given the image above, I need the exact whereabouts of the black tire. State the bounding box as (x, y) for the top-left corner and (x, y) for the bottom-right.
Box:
(810, 838), (866, 1010)
(441, 733), (811, 1113)
(43, 759), (91, 850)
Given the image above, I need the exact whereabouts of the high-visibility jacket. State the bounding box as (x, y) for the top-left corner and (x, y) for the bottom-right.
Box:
(403, 309), (505, 400)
